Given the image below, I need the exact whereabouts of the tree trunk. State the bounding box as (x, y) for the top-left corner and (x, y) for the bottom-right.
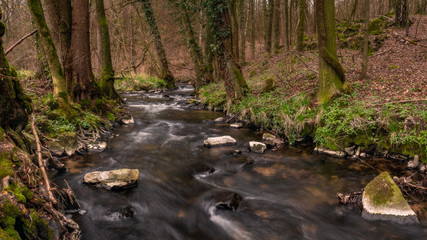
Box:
(239, 0), (247, 65)
(71, 0), (100, 101)
(203, 19), (215, 83)
(177, 1), (205, 88)
(272, 0), (281, 52)
(95, 0), (120, 100)
(360, 0), (370, 79)
(249, 0), (255, 59)
(265, 0), (273, 53)
(44, 0), (73, 89)
(297, 0), (306, 51)
(350, 0), (359, 20)
(315, 0), (350, 104)
(28, 0), (70, 106)
(228, 0), (240, 61)
(389, 0), (396, 12)
(284, 0), (290, 51)
(395, 0), (408, 27)
(206, 0), (249, 112)
(140, 0), (175, 89)
(0, 11), (32, 136)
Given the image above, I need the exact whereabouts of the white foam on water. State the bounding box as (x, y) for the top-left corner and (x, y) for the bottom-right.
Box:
(208, 206), (252, 240)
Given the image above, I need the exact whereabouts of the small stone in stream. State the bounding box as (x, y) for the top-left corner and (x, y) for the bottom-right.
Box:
(87, 142), (107, 152)
(249, 141), (267, 153)
(314, 147), (346, 158)
(233, 150), (242, 156)
(122, 117), (135, 125)
(262, 133), (284, 149)
(214, 117), (225, 123)
(83, 169), (139, 190)
(407, 155), (419, 169)
(362, 172), (419, 224)
(230, 123), (243, 128)
(216, 193), (243, 211)
(204, 136), (237, 147)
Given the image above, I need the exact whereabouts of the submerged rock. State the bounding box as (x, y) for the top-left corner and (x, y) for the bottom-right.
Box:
(204, 136), (237, 147)
(214, 117), (225, 123)
(230, 122), (243, 128)
(87, 142), (107, 152)
(216, 193), (243, 211)
(362, 172), (419, 224)
(83, 169), (139, 190)
(314, 147), (346, 158)
(249, 141), (267, 154)
(262, 133), (284, 149)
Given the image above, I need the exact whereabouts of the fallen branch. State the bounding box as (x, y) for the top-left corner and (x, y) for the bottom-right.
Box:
(291, 51), (318, 74)
(31, 115), (57, 205)
(5, 29), (37, 55)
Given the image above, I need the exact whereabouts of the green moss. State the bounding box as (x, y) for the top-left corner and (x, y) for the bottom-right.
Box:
(20, 211), (53, 240)
(364, 172), (407, 208)
(198, 83), (227, 110)
(0, 152), (13, 178)
(0, 228), (15, 240)
(0, 126), (4, 141)
(0, 200), (23, 240)
(114, 74), (167, 92)
(6, 184), (34, 204)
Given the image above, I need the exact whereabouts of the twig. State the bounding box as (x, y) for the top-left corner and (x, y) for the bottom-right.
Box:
(5, 29), (38, 55)
(291, 51), (318, 74)
(31, 115), (57, 205)
(370, 49), (392, 57)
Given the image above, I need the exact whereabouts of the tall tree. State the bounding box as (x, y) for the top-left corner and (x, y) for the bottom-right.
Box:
(205, 0), (249, 111)
(284, 0), (290, 51)
(71, 0), (99, 101)
(28, 0), (70, 106)
(315, 0), (350, 103)
(0, 9), (32, 148)
(360, 0), (370, 79)
(228, 0), (240, 61)
(265, 0), (273, 53)
(249, 0), (255, 59)
(296, 0), (306, 51)
(272, 0), (281, 52)
(395, 0), (408, 27)
(95, 0), (120, 99)
(140, 0), (175, 89)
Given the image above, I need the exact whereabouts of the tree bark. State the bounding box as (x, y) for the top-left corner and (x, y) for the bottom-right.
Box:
(360, 0), (370, 79)
(395, 0), (408, 27)
(0, 11), (32, 134)
(265, 0), (273, 53)
(272, 0), (281, 52)
(28, 0), (70, 106)
(239, 0), (247, 65)
(71, 0), (100, 101)
(95, 0), (120, 99)
(284, 0), (290, 51)
(249, 0), (255, 59)
(315, 0), (350, 104)
(228, 0), (240, 61)
(297, 0), (306, 51)
(140, 0), (175, 89)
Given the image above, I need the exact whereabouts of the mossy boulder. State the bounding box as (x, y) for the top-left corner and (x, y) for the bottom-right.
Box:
(362, 172), (418, 224)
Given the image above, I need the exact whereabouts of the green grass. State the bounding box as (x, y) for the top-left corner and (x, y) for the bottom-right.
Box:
(115, 74), (168, 92)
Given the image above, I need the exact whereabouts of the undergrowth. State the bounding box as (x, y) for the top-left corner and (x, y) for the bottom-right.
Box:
(115, 74), (167, 92)
(199, 82), (427, 162)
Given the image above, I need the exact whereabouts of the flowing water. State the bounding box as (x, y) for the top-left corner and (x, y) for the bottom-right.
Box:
(54, 86), (426, 240)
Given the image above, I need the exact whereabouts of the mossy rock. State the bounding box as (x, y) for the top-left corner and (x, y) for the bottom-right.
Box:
(362, 172), (418, 224)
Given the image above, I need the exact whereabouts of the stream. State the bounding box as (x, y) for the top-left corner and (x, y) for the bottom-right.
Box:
(53, 85), (426, 240)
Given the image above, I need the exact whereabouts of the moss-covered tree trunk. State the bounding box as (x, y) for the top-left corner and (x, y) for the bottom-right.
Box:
(239, 0), (247, 65)
(360, 0), (370, 79)
(272, 0), (281, 52)
(315, 0), (350, 104)
(228, 0), (240, 61)
(71, 0), (100, 101)
(0, 10), (32, 148)
(296, 0), (306, 51)
(203, 20), (215, 83)
(27, 0), (70, 106)
(95, 0), (120, 100)
(140, 0), (175, 89)
(176, 0), (205, 89)
(44, 0), (73, 87)
(206, 0), (249, 112)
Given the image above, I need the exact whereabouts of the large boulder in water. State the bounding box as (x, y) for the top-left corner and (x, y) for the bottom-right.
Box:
(83, 169), (139, 190)
(362, 172), (418, 224)
(204, 136), (237, 147)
